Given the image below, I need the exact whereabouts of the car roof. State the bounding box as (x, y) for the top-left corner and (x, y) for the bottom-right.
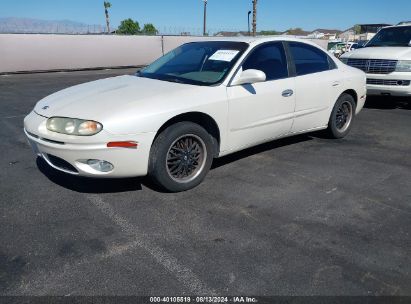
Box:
(383, 24), (411, 29)
(196, 36), (324, 48)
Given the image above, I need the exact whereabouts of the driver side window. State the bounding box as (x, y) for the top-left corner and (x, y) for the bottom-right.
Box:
(242, 42), (289, 81)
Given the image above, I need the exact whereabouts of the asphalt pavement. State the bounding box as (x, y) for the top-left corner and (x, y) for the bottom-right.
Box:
(0, 69), (410, 296)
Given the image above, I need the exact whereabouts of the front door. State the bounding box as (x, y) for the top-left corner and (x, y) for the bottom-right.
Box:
(227, 42), (296, 151)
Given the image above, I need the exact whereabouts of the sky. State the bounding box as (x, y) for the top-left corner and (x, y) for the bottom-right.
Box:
(1, 0), (411, 32)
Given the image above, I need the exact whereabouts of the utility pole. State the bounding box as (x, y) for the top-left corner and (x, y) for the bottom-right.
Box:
(203, 0), (208, 36)
(252, 0), (258, 37)
(248, 11), (251, 36)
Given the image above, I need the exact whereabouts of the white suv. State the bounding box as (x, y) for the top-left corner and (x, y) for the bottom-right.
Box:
(341, 24), (411, 97)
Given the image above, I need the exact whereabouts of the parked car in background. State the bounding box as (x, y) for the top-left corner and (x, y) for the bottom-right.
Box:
(329, 42), (359, 58)
(24, 37), (366, 192)
(341, 24), (411, 97)
(327, 41), (341, 51)
(356, 40), (369, 48)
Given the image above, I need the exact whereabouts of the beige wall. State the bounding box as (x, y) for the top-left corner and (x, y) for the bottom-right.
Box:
(0, 34), (163, 73)
(0, 34), (327, 73)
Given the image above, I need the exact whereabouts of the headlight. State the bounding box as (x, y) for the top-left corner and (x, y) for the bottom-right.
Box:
(395, 60), (411, 72)
(46, 117), (103, 136)
(340, 58), (349, 64)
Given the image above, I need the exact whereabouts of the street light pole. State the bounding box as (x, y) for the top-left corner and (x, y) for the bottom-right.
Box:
(203, 0), (208, 36)
(248, 11), (251, 36)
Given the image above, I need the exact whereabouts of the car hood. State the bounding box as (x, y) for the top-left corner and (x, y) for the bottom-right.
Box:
(341, 47), (411, 60)
(34, 75), (204, 121)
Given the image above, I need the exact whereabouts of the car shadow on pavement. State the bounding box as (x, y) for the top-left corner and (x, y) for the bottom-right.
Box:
(365, 96), (411, 110)
(36, 157), (144, 194)
(36, 135), (314, 193)
(212, 134), (313, 169)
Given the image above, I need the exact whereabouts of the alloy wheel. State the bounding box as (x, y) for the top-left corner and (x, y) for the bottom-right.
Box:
(335, 101), (353, 133)
(166, 134), (207, 183)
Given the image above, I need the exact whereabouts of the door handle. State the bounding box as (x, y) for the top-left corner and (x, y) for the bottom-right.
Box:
(282, 89), (294, 97)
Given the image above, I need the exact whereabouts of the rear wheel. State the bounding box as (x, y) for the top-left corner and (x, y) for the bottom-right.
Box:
(326, 93), (356, 139)
(148, 122), (214, 192)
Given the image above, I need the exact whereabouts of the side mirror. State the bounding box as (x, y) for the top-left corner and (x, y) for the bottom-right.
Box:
(231, 69), (266, 86)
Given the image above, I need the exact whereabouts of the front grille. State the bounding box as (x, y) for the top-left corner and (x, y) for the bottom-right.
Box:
(41, 137), (65, 145)
(367, 79), (411, 86)
(26, 130), (39, 139)
(347, 59), (398, 74)
(46, 154), (78, 173)
(25, 129), (65, 145)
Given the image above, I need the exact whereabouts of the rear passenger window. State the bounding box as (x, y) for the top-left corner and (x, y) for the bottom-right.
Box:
(289, 42), (333, 76)
(243, 42), (288, 81)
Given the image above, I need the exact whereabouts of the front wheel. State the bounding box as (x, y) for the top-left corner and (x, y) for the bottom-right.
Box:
(148, 122), (214, 192)
(326, 93), (356, 139)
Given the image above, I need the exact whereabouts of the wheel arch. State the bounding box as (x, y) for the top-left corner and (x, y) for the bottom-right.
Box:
(154, 112), (221, 157)
(327, 88), (359, 128)
(340, 89), (358, 109)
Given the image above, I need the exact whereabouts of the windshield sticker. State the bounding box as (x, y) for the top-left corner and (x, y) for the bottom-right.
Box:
(209, 50), (240, 62)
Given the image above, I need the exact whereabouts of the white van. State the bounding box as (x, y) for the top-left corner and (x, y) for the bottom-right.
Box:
(341, 24), (411, 97)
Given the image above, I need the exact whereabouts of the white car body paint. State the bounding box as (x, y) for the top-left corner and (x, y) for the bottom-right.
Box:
(227, 71), (296, 151)
(341, 25), (411, 97)
(24, 37), (366, 178)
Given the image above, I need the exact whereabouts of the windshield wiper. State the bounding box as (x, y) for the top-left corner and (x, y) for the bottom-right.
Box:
(136, 73), (180, 82)
(163, 77), (186, 84)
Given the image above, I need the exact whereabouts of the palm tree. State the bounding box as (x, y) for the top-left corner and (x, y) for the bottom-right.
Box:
(104, 1), (111, 33)
(252, 0), (258, 37)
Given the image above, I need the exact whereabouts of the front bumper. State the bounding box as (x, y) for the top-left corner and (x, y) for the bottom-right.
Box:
(366, 72), (411, 97)
(24, 111), (155, 178)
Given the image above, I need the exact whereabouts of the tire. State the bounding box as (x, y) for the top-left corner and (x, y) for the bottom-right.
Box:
(148, 122), (215, 192)
(326, 93), (356, 139)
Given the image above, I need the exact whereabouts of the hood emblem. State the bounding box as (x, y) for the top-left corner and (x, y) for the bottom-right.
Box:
(42, 106), (50, 110)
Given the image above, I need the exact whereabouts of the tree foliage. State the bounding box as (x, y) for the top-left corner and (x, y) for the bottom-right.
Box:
(259, 30), (281, 36)
(142, 23), (158, 35)
(116, 19), (159, 36)
(117, 19), (141, 35)
(354, 24), (361, 35)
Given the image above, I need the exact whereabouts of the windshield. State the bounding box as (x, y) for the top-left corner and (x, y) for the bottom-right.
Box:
(366, 26), (411, 47)
(137, 41), (248, 86)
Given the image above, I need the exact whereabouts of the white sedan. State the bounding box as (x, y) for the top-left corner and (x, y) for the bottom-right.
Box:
(24, 37), (366, 192)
